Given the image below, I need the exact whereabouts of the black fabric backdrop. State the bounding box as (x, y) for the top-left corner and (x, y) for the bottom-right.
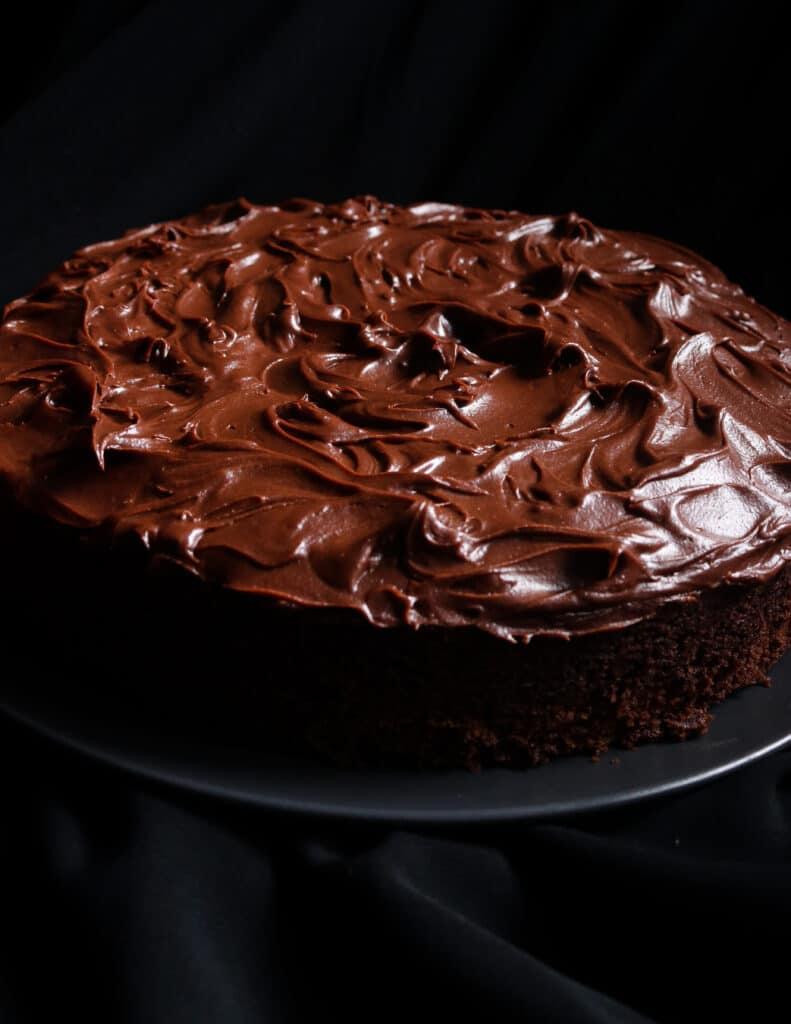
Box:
(1, 2), (790, 1020)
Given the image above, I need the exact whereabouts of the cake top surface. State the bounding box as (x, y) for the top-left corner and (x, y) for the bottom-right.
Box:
(1, 196), (790, 639)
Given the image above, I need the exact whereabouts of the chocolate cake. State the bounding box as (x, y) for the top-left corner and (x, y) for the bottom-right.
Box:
(1, 196), (790, 768)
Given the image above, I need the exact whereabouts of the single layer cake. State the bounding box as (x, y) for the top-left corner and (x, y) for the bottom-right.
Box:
(1, 197), (790, 767)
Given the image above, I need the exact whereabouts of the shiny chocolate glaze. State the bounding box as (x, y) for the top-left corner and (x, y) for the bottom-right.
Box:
(1, 197), (790, 639)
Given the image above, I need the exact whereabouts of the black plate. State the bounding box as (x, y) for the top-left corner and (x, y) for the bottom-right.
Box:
(3, 650), (791, 825)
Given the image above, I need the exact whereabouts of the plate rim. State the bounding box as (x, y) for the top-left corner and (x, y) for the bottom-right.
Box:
(3, 656), (791, 825)
(4, 708), (791, 825)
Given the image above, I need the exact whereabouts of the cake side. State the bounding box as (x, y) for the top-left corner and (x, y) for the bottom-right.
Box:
(1, 499), (789, 770)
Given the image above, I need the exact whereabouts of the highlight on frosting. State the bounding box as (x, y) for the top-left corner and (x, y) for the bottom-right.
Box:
(1, 196), (790, 638)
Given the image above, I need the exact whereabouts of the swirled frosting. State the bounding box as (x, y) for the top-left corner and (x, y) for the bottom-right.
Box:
(1, 197), (790, 639)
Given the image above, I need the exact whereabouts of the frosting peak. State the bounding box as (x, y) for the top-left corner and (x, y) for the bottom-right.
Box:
(1, 197), (790, 638)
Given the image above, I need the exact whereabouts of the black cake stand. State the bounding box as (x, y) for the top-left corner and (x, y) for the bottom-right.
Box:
(2, 649), (790, 826)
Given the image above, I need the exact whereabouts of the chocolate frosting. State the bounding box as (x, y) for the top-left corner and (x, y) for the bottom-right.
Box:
(1, 197), (790, 639)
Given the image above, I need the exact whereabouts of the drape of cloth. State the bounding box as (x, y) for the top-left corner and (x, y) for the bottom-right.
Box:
(1, 3), (789, 1021)
(3, 717), (791, 1023)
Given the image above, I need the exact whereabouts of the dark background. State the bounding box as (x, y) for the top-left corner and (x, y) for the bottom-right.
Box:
(1, 2), (790, 1021)
(1, 0), (788, 316)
